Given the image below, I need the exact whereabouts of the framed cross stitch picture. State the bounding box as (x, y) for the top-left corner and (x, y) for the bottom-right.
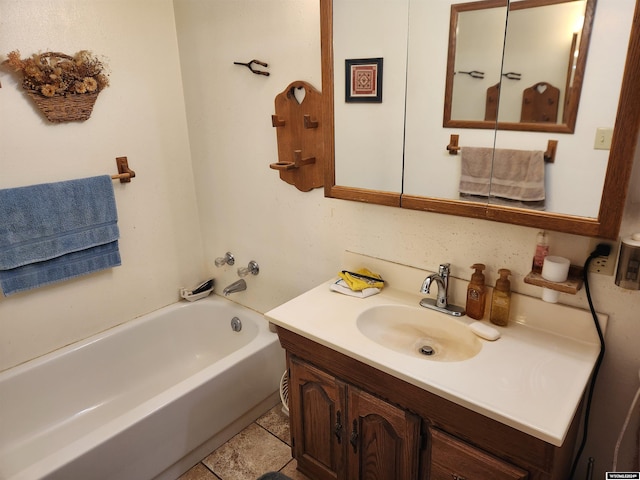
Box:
(345, 58), (383, 103)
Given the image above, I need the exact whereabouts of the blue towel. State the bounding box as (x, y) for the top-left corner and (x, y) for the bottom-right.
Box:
(0, 175), (121, 296)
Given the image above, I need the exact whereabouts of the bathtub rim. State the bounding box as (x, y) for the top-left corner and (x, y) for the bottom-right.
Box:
(0, 294), (282, 480)
(0, 294), (269, 379)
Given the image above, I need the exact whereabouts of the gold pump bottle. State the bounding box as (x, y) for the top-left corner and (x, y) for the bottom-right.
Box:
(490, 269), (511, 327)
(466, 263), (486, 320)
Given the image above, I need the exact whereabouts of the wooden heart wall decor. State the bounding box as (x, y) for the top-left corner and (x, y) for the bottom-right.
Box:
(270, 80), (324, 192)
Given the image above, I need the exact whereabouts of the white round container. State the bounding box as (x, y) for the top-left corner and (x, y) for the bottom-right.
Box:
(541, 256), (570, 303)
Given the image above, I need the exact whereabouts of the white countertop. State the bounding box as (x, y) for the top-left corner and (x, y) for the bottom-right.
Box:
(265, 252), (605, 447)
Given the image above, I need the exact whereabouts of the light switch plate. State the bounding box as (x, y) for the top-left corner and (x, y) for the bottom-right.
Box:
(594, 127), (613, 150)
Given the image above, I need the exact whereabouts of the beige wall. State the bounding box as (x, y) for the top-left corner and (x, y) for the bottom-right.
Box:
(0, 0), (204, 370)
(175, 0), (640, 476)
(0, 0), (638, 476)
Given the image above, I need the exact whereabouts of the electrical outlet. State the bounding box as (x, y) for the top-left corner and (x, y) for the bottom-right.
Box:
(587, 239), (618, 275)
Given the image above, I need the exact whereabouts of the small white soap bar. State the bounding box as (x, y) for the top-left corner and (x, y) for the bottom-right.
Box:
(470, 321), (501, 341)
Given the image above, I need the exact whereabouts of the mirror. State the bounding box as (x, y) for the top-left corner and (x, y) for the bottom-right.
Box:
(331, 0), (409, 202)
(321, 0), (639, 239)
(444, 0), (595, 133)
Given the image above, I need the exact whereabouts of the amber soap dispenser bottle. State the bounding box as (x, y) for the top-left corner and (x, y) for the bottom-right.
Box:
(490, 269), (511, 327)
(466, 263), (486, 320)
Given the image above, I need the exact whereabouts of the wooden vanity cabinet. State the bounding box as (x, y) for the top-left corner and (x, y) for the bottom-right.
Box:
(289, 356), (421, 480)
(430, 428), (528, 480)
(288, 356), (345, 480)
(278, 327), (579, 480)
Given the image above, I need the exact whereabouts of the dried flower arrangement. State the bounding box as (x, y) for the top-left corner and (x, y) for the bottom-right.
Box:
(4, 50), (109, 122)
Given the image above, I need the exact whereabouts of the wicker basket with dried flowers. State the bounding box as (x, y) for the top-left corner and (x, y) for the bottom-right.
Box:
(4, 50), (109, 123)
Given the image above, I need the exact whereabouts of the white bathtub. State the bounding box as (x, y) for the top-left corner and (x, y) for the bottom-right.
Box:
(0, 295), (286, 480)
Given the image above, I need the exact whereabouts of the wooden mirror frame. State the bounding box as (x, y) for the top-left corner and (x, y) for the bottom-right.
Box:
(321, 0), (640, 239)
(443, 0), (596, 134)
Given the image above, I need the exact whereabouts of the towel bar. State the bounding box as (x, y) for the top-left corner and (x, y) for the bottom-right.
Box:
(447, 135), (557, 163)
(111, 157), (136, 183)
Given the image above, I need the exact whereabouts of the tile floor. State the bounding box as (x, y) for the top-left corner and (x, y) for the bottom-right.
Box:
(177, 404), (312, 480)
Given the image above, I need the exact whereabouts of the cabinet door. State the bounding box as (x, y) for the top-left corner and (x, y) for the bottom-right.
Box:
(430, 428), (529, 480)
(347, 386), (421, 480)
(289, 357), (347, 480)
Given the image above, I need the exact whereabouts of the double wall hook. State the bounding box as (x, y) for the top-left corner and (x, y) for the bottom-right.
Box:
(457, 70), (485, 79)
(234, 59), (269, 76)
(502, 72), (522, 80)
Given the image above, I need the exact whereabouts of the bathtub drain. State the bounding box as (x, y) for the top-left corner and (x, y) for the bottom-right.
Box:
(230, 317), (242, 332)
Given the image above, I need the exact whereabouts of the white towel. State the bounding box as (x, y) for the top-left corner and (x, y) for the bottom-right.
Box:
(460, 147), (545, 202)
(329, 279), (381, 298)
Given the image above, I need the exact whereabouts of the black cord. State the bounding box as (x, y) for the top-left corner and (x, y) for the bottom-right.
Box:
(569, 251), (607, 479)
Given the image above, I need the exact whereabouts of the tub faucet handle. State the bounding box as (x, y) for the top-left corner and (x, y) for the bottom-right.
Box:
(215, 252), (235, 267)
(238, 260), (259, 277)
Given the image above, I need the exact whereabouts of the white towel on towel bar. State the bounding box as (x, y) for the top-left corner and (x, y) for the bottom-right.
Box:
(459, 147), (545, 202)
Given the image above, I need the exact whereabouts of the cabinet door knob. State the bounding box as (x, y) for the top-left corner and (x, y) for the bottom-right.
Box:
(452, 475), (467, 480)
(334, 411), (343, 444)
(350, 419), (358, 453)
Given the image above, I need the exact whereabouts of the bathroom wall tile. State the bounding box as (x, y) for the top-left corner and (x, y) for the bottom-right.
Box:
(177, 463), (220, 480)
(203, 423), (291, 480)
(256, 405), (291, 446)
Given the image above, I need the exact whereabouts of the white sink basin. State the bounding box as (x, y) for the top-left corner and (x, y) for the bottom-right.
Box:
(356, 304), (482, 362)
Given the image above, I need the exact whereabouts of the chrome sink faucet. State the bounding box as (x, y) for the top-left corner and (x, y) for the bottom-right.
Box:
(421, 263), (450, 308)
(420, 263), (465, 316)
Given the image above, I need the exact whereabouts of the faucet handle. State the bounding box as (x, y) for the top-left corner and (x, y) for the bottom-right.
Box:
(215, 252), (235, 267)
(238, 260), (260, 277)
(438, 263), (450, 276)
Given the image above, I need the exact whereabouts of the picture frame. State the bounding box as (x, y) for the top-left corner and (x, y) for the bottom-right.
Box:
(345, 58), (383, 103)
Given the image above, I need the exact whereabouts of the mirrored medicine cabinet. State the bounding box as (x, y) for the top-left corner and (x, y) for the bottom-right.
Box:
(444, 0), (593, 133)
(321, 0), (640, 239)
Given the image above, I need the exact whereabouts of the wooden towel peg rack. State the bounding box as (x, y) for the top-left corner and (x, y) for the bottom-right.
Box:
(111, 156), (136, 183)
(446, 134), (558, 163)
(270, 80), (324, 192)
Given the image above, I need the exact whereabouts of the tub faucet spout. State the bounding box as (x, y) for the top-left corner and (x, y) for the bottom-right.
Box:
(223, 279), (247, 296)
